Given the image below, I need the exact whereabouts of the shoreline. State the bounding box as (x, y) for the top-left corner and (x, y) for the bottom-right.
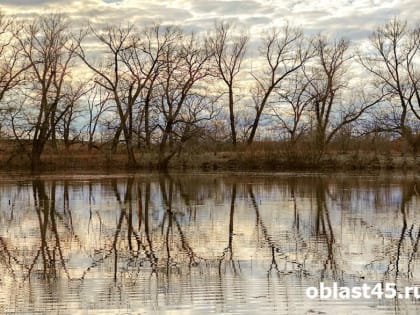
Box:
(1, 150), (419, 173)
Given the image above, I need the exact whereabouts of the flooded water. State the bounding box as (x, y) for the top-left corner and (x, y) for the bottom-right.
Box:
(0, 171), (420, 314)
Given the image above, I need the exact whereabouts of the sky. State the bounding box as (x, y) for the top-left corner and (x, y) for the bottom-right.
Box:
(0, 0), (418, 42)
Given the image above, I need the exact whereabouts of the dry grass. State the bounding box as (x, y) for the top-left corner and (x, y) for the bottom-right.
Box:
(0, 139), (419, 172)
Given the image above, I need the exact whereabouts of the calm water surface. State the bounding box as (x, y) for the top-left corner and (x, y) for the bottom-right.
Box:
(0, 171), (420, 314)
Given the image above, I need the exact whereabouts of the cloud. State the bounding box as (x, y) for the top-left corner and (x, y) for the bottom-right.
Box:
(317, 7), (400, 39)
(190, 0), (264, 15)
(0, 0), (418, 45)
(0, 0), (64, 4)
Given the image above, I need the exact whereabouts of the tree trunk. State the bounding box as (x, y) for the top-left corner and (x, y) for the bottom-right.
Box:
(31, 140), (44, 171)
(50, 110), (58, 152)
(63, 124), (70, 150)
(88, 134), (94, 151)
(313, 126), (327, 162)
(111, 125), (123, 153)
(158, 122), (175, 169)
(145, 99), (150, 148)
(247, 93), (272, 145)
(228, 85), (237, 145)
(247, 108), (263, 145)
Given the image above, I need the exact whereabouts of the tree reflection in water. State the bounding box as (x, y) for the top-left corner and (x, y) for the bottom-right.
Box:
(0, 172), (419, 314)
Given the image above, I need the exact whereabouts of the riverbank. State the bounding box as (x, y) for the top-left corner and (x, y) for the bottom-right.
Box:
(1, 145), (419, 172)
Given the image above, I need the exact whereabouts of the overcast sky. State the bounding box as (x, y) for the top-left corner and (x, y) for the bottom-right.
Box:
(1, 0), (418, 42)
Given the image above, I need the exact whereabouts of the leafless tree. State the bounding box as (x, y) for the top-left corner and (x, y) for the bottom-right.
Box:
(78, 23), (180, 165)
(247, 25), (312, 144)
(13, 14), (79, 170)
(128, 24), (177, 148)
(306, 36), (384, 158)
(359, 18), (420, 152)
(155, 32), (213, 168)
(77, 24), (138, 166)
(269, 71), (312, 146)
(85, 82), (111, 151)
(0, 12), (30, 136)
(208, 21), (248, 145)
(59, 80), (90, 149)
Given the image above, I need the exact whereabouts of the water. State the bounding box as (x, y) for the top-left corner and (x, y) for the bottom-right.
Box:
(0, 171), (419, 314)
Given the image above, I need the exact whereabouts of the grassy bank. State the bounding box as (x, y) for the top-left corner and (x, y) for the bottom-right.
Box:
(1, 140), (419, 172)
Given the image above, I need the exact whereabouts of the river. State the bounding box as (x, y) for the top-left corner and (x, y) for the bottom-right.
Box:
(0, 171), (419, 314)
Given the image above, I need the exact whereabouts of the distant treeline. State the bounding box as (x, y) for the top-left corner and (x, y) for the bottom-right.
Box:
(0, 12), (419, 169)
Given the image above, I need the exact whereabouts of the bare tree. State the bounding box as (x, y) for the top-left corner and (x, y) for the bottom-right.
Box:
(307, 37), (350, 155)
(208, 21), (248, 145)
(127, 24), (176, 148)
(77, 24), (138, 166)
(78, 23), (180, 165)
(155, 32), (212, 168)
(306, 36), (384, 158)
(247, 25), (312, 144)
(269, 71), (312, 146)
(59, 80), (90, 149)
(14, 14), (78, 170)
(0, 12), (30, 136)
(85, 82), (111, 151)
(360, 18), (420, 152)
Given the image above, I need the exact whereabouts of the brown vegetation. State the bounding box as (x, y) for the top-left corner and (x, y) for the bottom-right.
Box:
(1, 136), (419, 172)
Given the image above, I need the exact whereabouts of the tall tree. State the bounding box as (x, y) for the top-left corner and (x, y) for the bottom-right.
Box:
(307, 36), (383, 157)
(155, 32), (212, 168)
(14, 14), (78, 170)
(208, 21), (248, 145)
(59, 80), (89, 149)
(269, 71), (312, 146)
(85, 82), (111, 151)
(78, 24), (179, 165)
(247, 25), (312, 144)
(77, 24), (138, 166)
(0, 12), (29, 135)
(128, 24), (177, 148)
(360, 18), (420, 152)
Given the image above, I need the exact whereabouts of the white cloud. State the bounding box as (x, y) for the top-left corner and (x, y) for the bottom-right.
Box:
(0, 0), (417, 42)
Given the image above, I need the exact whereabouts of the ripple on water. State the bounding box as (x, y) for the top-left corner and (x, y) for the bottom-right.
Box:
(1, 172), (420, 314)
